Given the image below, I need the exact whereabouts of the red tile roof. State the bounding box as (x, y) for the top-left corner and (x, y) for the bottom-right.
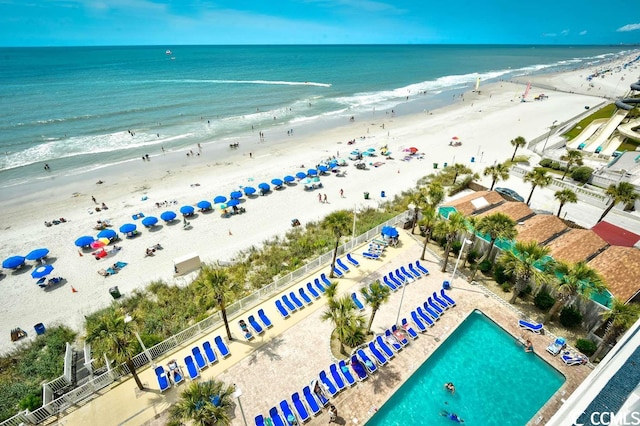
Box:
(591, 221), (640, 247)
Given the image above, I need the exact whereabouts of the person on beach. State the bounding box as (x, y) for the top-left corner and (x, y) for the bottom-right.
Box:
(328, 405), (337, 423)
(91, 196), (97, 204)
(340, 189), (344, 198)
(318, 193), (322, 203)
(323, 194), (328, 203)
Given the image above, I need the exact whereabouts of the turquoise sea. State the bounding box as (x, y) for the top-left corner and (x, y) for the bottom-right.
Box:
(0, 45), (634, 188)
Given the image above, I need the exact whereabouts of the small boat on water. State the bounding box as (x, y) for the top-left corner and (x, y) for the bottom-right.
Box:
(166, 49), (172, 55)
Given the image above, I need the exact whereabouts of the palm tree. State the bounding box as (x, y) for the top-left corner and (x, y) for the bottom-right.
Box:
(419, 206), (440, 260)
(499, 241), (552, 304)
(85, 310), (145, 390)
(561, 149), (583, 180)
(323, 211), (353, 278)
(433, 212), (467, 272)
(524, 168), (552, 206)
(408, 188), (427, 234)
(598, 182), (639, 223)
(195, 265), (242, 341)
(545, 261), (605, 322)
(469, 213), (517, 281)
(321, 282), (366, 355)
(554, 189), (578, 218)
(450, 163), (472, 185)
(483, 163), (510, 190)
(425, 180), (445, 208)
(591, 297), (640, 362)
(168, 380), (235, 426)
(361, 280), (391, 333)
(510, 136), (526, 161)
(461, 216), (479, 268)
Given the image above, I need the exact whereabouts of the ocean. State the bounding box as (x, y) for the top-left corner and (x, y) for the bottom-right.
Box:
(0, 44), (634, 188)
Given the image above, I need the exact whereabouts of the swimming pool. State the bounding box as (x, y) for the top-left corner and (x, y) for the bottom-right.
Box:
(366, 310), (565, 425)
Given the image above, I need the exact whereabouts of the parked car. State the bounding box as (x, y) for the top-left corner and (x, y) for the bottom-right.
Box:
(495, 187), (525, 202)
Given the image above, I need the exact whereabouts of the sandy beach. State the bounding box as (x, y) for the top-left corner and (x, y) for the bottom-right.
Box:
(0, 52), (636, 353)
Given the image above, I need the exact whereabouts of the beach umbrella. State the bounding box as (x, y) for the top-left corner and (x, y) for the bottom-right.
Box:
(452, 136), (459, 140)
(328, 163), (337, 169)
(180, 205), (195, 215)
(312, 177), (320, 183)
(271, 178), (283, 187)
(227, 199), (240, 207)
(381, 226), (399, 238)
(160, 211), (177, 221)
(295, 172), (307, 179)
(97, 229), (117, 240)
(142, 216), (159, 227)
(318, 165), (329, 173)
(230, 191), (243, 199)
(31, 264), (54, 279)
(119, 223), (137, 234)
(362, 151), (374, 156)
(283, 175), (295, 183)
(258, 182), (270, 192)
(75, 236), (95, 247)
(367, 148), (376, 152)
(197, 200), (212, 210)
(25, 248), (49, 261)
(2, 256), (25, 269)
(214, 195), (227, 204)
(307, 169), (318, 176)
(243, 186), (256, 195)
(90, 240), (106, 249)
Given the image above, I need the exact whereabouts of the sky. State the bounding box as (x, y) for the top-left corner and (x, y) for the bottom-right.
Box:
(1, 0), (639, 47)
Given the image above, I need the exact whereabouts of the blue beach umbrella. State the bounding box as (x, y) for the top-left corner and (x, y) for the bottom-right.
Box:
(214, 195), (227, 204)
(295, 172), (307, 179)
(180, 205), (195, 215)
(3, 256), (25, 269)
(307, 169), (318, 176)
(381, 226), (399, 238)
(119, 223), (137, 234)
(243, 186), (256, 195)
(25, 248), (49, 261)
(367, 148), (376, 152)
(318, 165), (329, 173)
(75, 236), (95, 247)
(197, 200), (212, 210)
(31, 264), (54, 279)
(97, 229), (117, 240)
(258, 182), (270, 191)
(160, 211), (177, 221)
(271, 178), (283, 187)
(142, 216), (158, 227)
(283, 175), (295, 183)
(230, 191), (243, 199)
(328, 162), (337, 169)
(227, 199), (240, 207)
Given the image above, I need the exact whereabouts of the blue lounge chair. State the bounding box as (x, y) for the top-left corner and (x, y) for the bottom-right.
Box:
(391, 325), (410, 346)
(440, 289), (457, 307)
(255, 415), (265, 426)
(289, 292), (304, 310)
(408, 263), (422, 278)
(214, 335), (230, 358)
(155, 366), (170, 392)
(546, 337), (566, 356)
(319, 370), (339, 396)
(291, 392), (311, 422)
(368, 341), (388, 366)
(314, 278), (326, 294)
(432, 291), (450, 310)
(346, 253), (360, 267)
(518, 319), (543, 334)
(184, 355), (199, 379)
(428, 297), (444, 315)
(374, 335), (395, 359)
(350, 355), (368, 380)
(388, 272), (402, 288)
(203, 341), (218, 364)
(411, 311), (429, 332)
(329, 363), (347, 391)
(298, 288), (313, 305)
(192, 347), (208, 370)
(394, 269), (407, 284)
(248, 315), (264, 334)
(268, 407), (286, 426)
(417, 306), (437, 325)
(336, 258), (350, 273)
(403, 265), (420, 280)
(422, 302), (440, 320)
(383, 276), (397, 291)
(282, 295), (297, 312)
(321, 273), (332, 287)
(338, 360), (356, 386)
(258, 308), (273, 328)
(332, 267), (344, 278)
(306, 282), (320, 299)
(362, 251), (380, 260)
(357, 348), (378, 373)
(239, 320), (254, 340)
(401, 318), (419, 339)
(170, 366), (184, 384)
(279, 400), (298, 426)
(275, 300), (290, 318)
(415, 260), (429, 275)
(303, 385), (324, 412)
(561, 351), (587, 366)
(351, 292), (365, 311)
(400, 266), (415, 283)
(384, 329), (403, 352)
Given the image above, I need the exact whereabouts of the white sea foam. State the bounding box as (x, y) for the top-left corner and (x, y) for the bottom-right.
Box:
(149, 79), (332, 88)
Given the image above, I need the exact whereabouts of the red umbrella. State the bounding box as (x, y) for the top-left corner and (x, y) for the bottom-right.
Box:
(90, 240), (106, 249)
(451, 136), (459, 140)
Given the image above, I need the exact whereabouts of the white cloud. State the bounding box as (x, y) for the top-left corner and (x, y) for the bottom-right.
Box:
(579, 30), (587, 36)
(560, 29), (569, 36)
(542, 33), (557, 37)
(617, 23), (640, 32)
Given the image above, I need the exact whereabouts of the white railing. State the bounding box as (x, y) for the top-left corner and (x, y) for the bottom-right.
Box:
(2, 212), (405, 426)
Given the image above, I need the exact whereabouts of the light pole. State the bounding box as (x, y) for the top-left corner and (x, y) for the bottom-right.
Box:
(541, 120), (558, 152)
(395, 280), (408, 326)
(352, 204), (358, 238)
(450, 239), (472, 285)
(232, 385), (248, 426)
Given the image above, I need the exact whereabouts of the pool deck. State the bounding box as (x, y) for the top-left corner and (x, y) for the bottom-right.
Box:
(59, 230), (591, 426)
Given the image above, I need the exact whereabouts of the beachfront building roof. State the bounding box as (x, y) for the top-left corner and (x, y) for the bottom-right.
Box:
(440, 190), (504, 216)
(591, 221), (640, 247)
(544, 229), (609, 264)
(588, 246), (640, 304)
(515, 214), (569, 245)
(476, 200), (535, 223)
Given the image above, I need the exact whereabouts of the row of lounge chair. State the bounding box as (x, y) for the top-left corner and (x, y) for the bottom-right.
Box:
(238, 309), (273, 340)
(155, 335), (231, 391)
(519, 321), (587, 366)
(362, 239), (388, 260)
(381, 259), (429, 291)
(275, 273), (335, 318)
(331, 253), (360, 277)
(407, 289), (456, 331)
(256, 326), (413, 426)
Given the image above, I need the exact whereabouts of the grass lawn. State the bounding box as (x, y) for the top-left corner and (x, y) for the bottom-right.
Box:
(565, 103), (617, 141)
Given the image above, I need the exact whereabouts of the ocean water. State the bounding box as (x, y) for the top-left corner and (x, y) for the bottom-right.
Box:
(0, 45), (633, 188)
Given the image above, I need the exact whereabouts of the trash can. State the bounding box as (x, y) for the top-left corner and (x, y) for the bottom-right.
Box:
(34, 323), (46, 335)
(433, 163), (438, 169)
(380, 190), (386, 198)
(443, 280), (451, 290)
(471, 157), (475, 163)
(109, 286), (121, 299)
(364, 192), (370, 200)
(443, 162), (448, 168)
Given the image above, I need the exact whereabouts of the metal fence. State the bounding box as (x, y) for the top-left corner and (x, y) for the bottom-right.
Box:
(1, 213), (405, 426)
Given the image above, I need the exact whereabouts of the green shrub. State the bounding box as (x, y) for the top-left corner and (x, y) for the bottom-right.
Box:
(500, 282), (511, 292)
(534, 289), (555, 311)
(493, 264), (511, 284)
(550, 161), (561, 170)
(478, 259), (492, 273)
(575, 338), (597, 356)
(451, 240), (462, 255)
(560, 306), (583, 328)
(466, 249), (479, 265)
(539, 158), (552, 168)
(18, 393), (41, 411)
(571, 166), (593, 183)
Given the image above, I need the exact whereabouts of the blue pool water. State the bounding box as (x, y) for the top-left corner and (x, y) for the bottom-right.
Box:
(366, 310), (565, 425)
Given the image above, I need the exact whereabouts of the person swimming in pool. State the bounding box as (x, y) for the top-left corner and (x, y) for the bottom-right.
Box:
(441, 410), (464, 423)
(445, 382), (455, 394)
